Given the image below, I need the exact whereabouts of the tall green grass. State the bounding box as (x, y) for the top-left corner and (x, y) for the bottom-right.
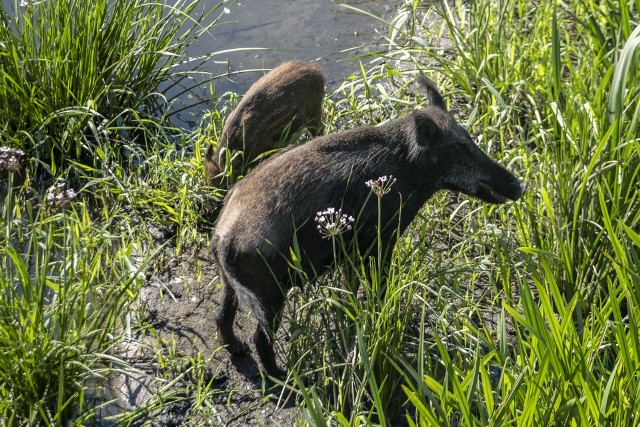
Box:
(288, 0), (640, 424)
(412, 0), (640, 303)
(0, 0), (222, 178)
(0, 0), (230, 424)
(400, 0), (639, 424)
(1, 0), (231, 245)
(0, 177), (147, 424)
(283, 187), (421, 425)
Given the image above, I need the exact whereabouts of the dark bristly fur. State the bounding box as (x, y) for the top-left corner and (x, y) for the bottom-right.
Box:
(204, 61), (325, 186)
(212, 78), (526, 377)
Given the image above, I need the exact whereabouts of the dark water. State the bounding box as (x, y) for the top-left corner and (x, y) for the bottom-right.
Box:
(169, 0), (392, 125)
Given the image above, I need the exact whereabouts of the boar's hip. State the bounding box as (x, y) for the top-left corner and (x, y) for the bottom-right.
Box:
(205, 60), (325, 187)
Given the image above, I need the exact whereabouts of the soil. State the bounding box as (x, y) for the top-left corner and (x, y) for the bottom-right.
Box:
(109, 234), (302, 426)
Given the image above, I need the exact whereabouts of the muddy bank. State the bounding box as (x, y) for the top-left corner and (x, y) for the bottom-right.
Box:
(102, 242), (300, 426)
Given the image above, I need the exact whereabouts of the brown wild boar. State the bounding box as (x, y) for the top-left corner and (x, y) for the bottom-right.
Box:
(204, 60), (325, 185)
(212, 77), (526, 377)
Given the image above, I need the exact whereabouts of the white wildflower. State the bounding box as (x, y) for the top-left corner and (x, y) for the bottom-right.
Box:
(0, 147), (26, 173)
(365, 175), (397, 197)
(314, 207), (354, 239)
(46, 182), (78, 207)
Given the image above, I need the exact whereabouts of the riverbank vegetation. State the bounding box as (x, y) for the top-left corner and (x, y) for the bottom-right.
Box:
(291, 0), (640, 425)
(1, 0), (225, 424)
(1, 0), (638, 425)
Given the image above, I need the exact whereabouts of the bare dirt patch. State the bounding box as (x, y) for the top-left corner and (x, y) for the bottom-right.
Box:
(110, 234), (300, 426)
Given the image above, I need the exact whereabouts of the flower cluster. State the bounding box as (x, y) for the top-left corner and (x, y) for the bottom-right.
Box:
(315, 207), (354, 239)
(0, 147), (26, 174)
(46, 182), (78, 207)
(365, 175), (397, 197)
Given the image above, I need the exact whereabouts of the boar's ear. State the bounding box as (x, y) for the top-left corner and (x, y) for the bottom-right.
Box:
(414, 113), (442, 148)
(415, 75), (446, 110)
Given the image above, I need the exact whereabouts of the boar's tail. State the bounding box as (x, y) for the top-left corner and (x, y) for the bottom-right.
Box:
(228, 272), (269, 330)
(214, 243), (268, 331)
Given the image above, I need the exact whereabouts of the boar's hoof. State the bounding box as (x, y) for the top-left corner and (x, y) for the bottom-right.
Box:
(264, 364), (287, 380)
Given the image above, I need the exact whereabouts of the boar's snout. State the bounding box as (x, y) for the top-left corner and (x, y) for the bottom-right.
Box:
(476, 175), (526, 204)
(439, 124), (526, 204)
(469, 151), (526, 204)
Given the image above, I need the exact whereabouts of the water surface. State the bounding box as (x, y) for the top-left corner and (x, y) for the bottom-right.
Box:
(171, 0), (391, 124)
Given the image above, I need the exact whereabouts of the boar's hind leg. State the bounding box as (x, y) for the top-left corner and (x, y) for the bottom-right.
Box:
(215, 283), (249, 354)
(253, 292), (287, 379)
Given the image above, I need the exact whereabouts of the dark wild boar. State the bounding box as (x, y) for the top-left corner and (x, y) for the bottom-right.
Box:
(204, 60), (325, 185)
(212, 77), (526, 377)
